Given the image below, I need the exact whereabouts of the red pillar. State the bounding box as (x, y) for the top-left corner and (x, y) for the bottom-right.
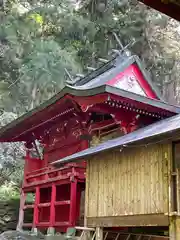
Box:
(23, 149), (30, 187)
(33, 187), (40, 228)
(69, 180), (77, 226)
(50, 184), (56, 227)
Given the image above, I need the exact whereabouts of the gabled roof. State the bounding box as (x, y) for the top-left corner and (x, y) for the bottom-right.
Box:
(0, 54), (178, 142)
(53, 113), (180, 166)
(0, 85), (179, 142)
(71, 55), (163, 101)
(139, 0), (180, 22)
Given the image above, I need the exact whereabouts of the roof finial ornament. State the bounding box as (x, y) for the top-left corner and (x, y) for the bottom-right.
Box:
(64, 68), (76, 86)
(112, 32), (135, 57)
(64, 68), (73, 81)
(64, 68), (85, 86)
(112, 32), (124, 50)
(87, 66), (96, 71)
(76, 73), (85, 78)
(98, 58), (109, 63)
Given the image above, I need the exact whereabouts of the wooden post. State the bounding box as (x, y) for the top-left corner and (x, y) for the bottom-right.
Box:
(69, 179), (77, 226)
(33, 187), (40, 228)
(48, 184), (56, 235)
(169, 217), (176, 240)
(169, 216), (180, 240)
(176, 217), (180, 240)
(95, 227), (103, 240)
(17, 190), (26, 230)
(84, 159), (89, 227)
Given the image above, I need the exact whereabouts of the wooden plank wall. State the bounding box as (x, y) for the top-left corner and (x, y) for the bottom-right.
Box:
(85, 143), (171, 219)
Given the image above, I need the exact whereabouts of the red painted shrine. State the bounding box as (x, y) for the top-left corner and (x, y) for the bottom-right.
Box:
(0, 54), (179, 233)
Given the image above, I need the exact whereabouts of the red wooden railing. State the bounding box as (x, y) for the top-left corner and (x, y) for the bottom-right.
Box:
(18, 163), (86, 232)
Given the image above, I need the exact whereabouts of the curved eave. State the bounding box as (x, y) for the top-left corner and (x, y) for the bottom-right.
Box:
(0, 85), (179, 142)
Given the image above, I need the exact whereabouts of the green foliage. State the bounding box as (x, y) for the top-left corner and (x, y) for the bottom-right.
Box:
(0, 0), (164, 113)
(0, 1), (83, 112)
(0, 182), (20, 201)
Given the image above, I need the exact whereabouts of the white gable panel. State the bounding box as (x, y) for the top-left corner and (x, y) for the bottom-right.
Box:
(113, 75), (146, 96)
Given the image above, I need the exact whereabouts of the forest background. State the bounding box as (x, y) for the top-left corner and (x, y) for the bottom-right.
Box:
(0, 0), (179, 216)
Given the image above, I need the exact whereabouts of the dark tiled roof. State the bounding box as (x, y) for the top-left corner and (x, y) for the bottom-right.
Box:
(72, 55), (163, 101)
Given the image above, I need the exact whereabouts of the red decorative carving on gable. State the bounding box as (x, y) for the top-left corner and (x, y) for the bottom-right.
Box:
(107, 64), (158, 99)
